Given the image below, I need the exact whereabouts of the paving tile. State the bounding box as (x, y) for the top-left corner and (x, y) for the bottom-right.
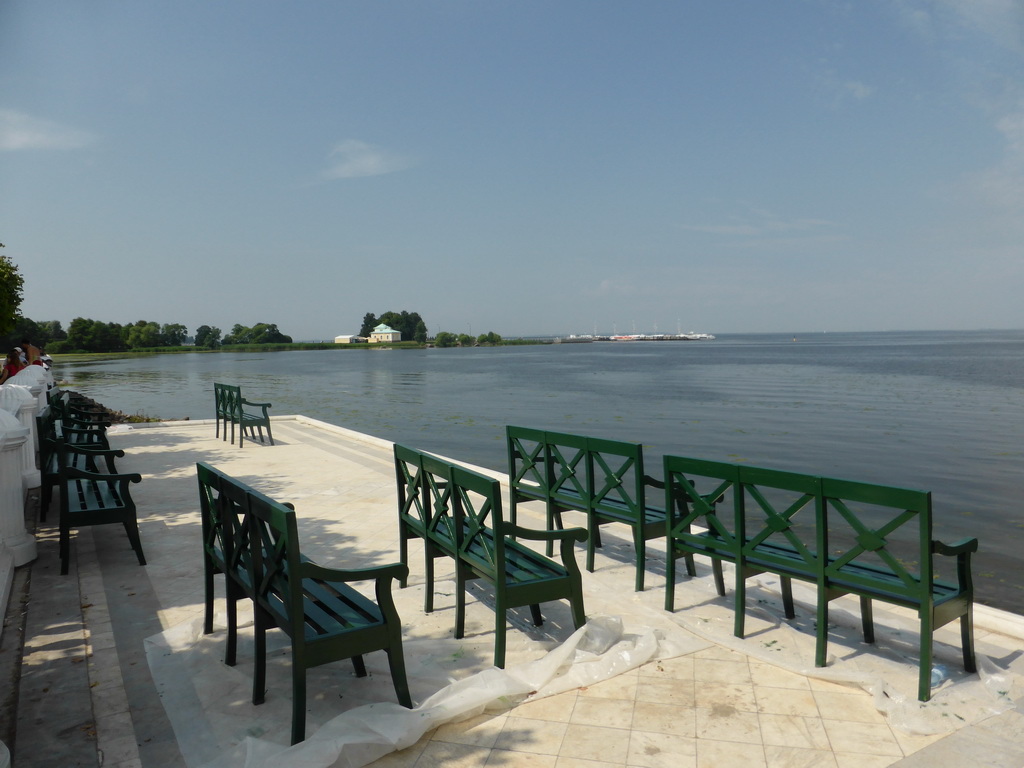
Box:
(627, 729), (697, 768)
(763, 745), (838, 768)
(431, 712), (508, 748)
(494, 716), (569, 756)
(695, 681), (758, 712)
(631, 700), (697, 737)
(514, 691), (578, 722)
(569, 696), (635, 729)
(812, 690), (885, 724)
(821, 720), (902, 757)
(484, 749), (558, 767)
(695, 705), (763, 744)
(755, 686), (821, 718)
(694, 659), (752, 685)
(558, 723), (631, 763)
(696, 738), (767, 768)
(750, 662), (813, 690)
(758, 714), (830, 751)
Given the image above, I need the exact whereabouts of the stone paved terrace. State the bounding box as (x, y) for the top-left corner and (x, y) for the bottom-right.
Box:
(6, 415), (1024, 768)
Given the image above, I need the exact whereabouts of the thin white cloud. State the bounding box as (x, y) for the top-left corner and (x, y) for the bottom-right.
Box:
(322, 139), (412, 179)
(0, 109), (96, 151)
(679, 207), (837, 238)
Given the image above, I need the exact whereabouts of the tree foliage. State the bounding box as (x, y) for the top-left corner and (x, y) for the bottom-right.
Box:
(0, 244), (25, 336)
(362, 310), (425, 342)
(433, 331), (457, 348)
(223, 322), (292, 345)
(194, 325), (222, 349)
(359, 312), (377, 337)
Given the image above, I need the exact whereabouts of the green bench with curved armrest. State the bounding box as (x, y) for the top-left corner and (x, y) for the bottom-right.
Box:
(197, 462), (412, 745)
(213, 383), (274, 447)
(664, 454), (977, 702)
(507, 426), (667, 591)
(395, 444), (588, 668)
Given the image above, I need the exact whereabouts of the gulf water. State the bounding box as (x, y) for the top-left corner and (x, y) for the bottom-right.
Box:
(55, 330), (1024, 613)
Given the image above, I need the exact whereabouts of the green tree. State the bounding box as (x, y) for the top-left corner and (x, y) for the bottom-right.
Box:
(161, 323), (188, 346)
(457, 333), (474, 347)
(249, 322), (292, 343)
(414, 320), (428, 345)
(0, 244), (24, 336)
(194, 325), (222, 349)
(433, 331), (456, 348)
(223, 324), (251, 344)
(66, 317), (125, 352)
(359, 312), (377, 337)
(125, 320), (162, 349)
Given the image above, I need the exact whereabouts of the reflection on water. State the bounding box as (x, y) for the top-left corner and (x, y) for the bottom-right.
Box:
(53, 331), (1024, 612)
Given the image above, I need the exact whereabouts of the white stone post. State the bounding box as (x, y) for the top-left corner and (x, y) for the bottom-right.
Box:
(0, 409), (35, 566)
(0, 385), (40, 489)
(7, 365), (48, 413)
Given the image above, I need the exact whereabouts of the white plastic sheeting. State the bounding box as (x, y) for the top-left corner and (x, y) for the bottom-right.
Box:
(146, 552), (1024, 768)
(146, 577), (707, 768)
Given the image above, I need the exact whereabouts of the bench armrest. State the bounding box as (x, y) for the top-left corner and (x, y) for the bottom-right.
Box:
(932, 537), (978, 593)
(241, 399), (272, 409)
(644, 475), (665, 490)
(300, 560), (408, 585)
(60, 466), (142, 485)
(932, 537), (978, 557)
(501, 523), (588, 544)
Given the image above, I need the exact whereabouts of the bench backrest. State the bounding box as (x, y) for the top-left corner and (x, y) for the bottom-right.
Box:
(665, 455), (743, 562)
(506, 425), (549, 498)
(214, 383), (243, 419)
(821, 476), (934, 601)
(247, 491), (305, 638)
(666, 454), (943, 597)
(450, 463), (506, 579)
(738, 465), (820, 579)
(394, 443), (460, 557)
(587, 435), (648, 518)
(508, 426), (654, 516)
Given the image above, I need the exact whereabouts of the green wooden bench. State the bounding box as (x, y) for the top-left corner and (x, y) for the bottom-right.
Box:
(213, 383), (274, 447)
(197, 462), (412, 744)
(396, 444), (587, 668)
(663, 454), (977, 701)
(58, 454), (145, 576)
(37, 408), (124, 522)
(507, 426), (667, 591)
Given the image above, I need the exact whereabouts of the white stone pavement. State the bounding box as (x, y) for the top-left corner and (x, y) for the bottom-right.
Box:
(12, 415), (1024, 768)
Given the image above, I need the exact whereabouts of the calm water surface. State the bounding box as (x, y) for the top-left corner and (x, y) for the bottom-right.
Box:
(56, 331), (1024, 612)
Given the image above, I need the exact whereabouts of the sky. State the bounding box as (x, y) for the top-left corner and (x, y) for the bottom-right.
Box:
(2, 1), (1023, 339)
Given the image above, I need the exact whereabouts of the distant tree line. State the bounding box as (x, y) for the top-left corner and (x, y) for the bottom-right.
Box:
(433, 331), (503, 348)
(1, 315), (293, 353)
(359, 310), (428, 344)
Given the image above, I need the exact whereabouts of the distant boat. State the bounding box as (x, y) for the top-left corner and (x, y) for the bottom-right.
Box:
(554, 334), (596, 343)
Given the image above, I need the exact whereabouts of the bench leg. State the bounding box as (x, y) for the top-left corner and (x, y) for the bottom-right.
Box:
(570, 590), (586, 631)
(398, 529), (410, 589)
(918, 626), (933, 703)
(225, 582), (240, 667)
(454, 563), (467, 640)
(291, 663), (307, 744)
(253, 609), (268, 706)
(202, 561), (215, 635)
(634, 537), (646, 592)
(123, 520), (146, 566)
(351, 655), (367, 678)
(529, 604), (543, 627)
(815, 591), (829, 668)
(860, 596), (874, 644)
(961, 609), (977, 674)
(733, 568), (747, 638)
(386, 646), (413, 709)
(712, 559), (726, 597)
(494, 607), (507, 669)
(781, 577), (795, 620)
(424, 548), (437, 614)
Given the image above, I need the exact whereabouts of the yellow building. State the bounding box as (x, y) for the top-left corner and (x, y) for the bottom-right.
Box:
(369, 324), (401, 343)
